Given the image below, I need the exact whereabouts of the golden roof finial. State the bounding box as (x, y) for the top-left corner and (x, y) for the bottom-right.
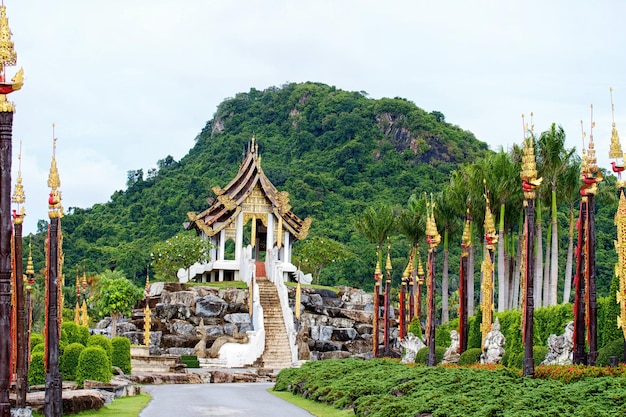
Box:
(11, 139), (25, 222)
(48, 124), (63, 218)
(483, 180), (497, 248)
(25, 235), (34, 276)
(521, 113), (541, 199)
(609, 87), (624, 161)
(385, 238), (392, 272)
(425, 193), (441, 249)
(588, 104), (598, 173)
(461, 207), (472, 249)
(0, 3), (17, 74)
(416, 248), (425, 279)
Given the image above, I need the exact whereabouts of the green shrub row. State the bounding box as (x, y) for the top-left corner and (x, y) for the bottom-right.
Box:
(275, 359), (626, 417)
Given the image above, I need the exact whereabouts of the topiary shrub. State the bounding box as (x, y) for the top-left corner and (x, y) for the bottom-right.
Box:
(76, 326), (90, 346)
(60, 343), (85, 381)
(30, 333), (44, 350)
(61, 322), (80, 344)
(181, 355), (200, 368)
(87, 334), (113, 360)
(111, 337), (131, 374)
(597, 339), (625, 366)
(507, 346), (547, 368)
(533, 346), (548, 366)
(75, 346), (112, 386)
(458, 348), (482, 366)
(28, 351), (45, 386)
(407, 317), (423, 340)
(468, 308), (483, 349)
(415, 346), (446, 365)
(31, 343), (44, 355)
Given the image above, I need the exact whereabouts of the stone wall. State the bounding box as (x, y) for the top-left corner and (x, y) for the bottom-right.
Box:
(104, 282), (381, 362)
(290, 286), (378, 360)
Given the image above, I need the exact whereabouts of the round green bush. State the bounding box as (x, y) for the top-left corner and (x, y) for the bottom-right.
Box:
(31, 343), (44, 355)
(60, 343), (85, 381)
(75, 346), (112, 386)
(61, 322), (80, 344)
(507, 346), (547, 368)
(76, 326), (90, 346)
(111, 337), (131, 374)
(458, 348), (482, 366)
(87, 334), (113, 360)
(28, 351), (45, 386)
(597, 339), (625, 366)
(407, 317), (423, 339)
(30, 333), (44, 350)
(415, 346), (446, 365)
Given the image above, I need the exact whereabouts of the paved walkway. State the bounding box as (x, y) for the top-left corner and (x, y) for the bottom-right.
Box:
(139, 382), (313, 417)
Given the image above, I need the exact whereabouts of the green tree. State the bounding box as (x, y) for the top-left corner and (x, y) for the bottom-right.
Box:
(90, 270), (143, 337)
(150, 233), (212, 282)
(354, 203), (397, 265)
(292, 236), (351, 285)
(537, 123), (575, 306)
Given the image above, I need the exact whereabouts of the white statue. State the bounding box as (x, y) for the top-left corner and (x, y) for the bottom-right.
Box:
(441, 330), (461, 364)
(400, 332), (426, 364)
(480, 318), (506, 364)
(541, 321), (574, 365)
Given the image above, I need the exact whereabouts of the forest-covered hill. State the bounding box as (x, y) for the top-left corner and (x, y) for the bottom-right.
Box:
(28, 82), (492, 288)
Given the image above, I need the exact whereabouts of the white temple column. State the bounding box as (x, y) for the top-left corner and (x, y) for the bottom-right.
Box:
(218, 230), (225, 261)
(284, 231), (291, 263)
(266, 214), (274, 255)
(235, 212), (244, 262)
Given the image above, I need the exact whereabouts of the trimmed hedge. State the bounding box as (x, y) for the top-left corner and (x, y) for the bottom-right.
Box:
(28, 351), (45, 386)
(458, 348), (482, 365)
(75, 346), (112, 386)
(87, 334), (113, 360)
(181, 355), (200, 368)
(415, 346), (446, 365)
(60, 343), (85, 381)
(31, 343), (44, 355)
(61, 322), (90, 346)
(30, 333), (44, 350)
(111, 337), (131, 374)
(597, 339), (625, 366)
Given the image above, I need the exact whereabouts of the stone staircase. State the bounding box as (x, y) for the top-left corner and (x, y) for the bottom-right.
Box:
(255, 264), (293, 369)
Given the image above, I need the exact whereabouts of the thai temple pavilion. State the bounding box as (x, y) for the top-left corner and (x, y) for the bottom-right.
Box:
(180, 136), (312, 284)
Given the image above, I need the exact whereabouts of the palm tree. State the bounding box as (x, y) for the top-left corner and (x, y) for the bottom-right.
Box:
(486, 148), (520, 311)
(354, 202), (397, 264)
(537, 124), (575, 306)
(434, 186), (463, 323)
(558, 157), (581, 303)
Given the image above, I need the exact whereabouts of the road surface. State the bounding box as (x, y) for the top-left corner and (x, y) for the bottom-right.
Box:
(139, 382), (314, 417)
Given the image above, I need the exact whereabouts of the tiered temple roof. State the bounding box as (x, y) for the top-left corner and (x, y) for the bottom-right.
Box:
(185, 137), (311, 241)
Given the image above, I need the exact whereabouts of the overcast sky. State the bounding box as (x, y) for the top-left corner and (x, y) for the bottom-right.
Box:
(6, 0), (626, 234)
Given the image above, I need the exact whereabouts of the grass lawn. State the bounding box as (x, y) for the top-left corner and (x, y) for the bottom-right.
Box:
(32, 393), (151, 417)
(185, 280), (248, 289)
(284, 281), (339, 293)
(270, 388), (353, 417)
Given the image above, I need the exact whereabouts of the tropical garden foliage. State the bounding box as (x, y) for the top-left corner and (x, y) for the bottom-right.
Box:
(17, 82), (622, 339)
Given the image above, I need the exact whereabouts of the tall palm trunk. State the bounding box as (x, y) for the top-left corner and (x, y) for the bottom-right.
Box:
(562, 206), (575, 303)
(497, 204), (507, 312)
(442, 229), (449, 323)
(543, 224), (551, 306)
(535, 200), (544, 308)
(512, 230), (522, 308)
(468, 242), (475, 317)
(549, 188), (559, 306)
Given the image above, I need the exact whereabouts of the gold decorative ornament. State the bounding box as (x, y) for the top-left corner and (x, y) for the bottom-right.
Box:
(520, 113), (543, 200)
(48, 125), (64, 218)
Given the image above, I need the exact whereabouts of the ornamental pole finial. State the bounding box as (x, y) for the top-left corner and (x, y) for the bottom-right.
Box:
(11, 139), (24, 222)
(0, 3), (23, 112)
(520, 113), (542, 200)
(609, 87), (624, 161)
(48, 124), (63, 218)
